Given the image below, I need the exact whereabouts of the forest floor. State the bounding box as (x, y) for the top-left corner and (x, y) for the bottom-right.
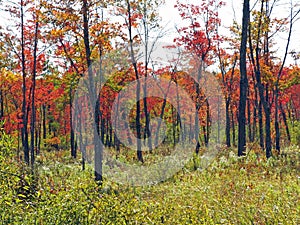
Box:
(0, 145), (299, 224)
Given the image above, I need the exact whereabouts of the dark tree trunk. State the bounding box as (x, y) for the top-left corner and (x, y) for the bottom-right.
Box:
(275, 90), (280, 152)
(258, 100), (264, 149)
(109, 122), (113, 147)
(189, 115), (193, 143)
(126, 0), (143, 162)
(238, 0), (250, 156)
(253, 88), (258, 142)
(101, 117), (105, 143)
(42, 104), (46, 140)
(247, 90), (252, 142)
(225, 98), (231, 147)
(35, 122), (40, 155)
(83, 0), (103, 183)
(0, 90), (3, 119)
(30, 15), (39, 168)
(70, 85), (76, 158)
(21, 0), (29, 164)
(195, 65), (202, 153)
(172, 106), (176, 147)
(143, 67), (152, 152)
(205, 100), (210, 146)
(264, 85), (272, 158)
(80, 111), (86, 170)
(105, 119), (109, 146)
(232, 109), (236, 147)
(280, 103), (291, 142)
(155, 80), (172, 147)
(274, 6), (295, 152)
(176, 81), (182, 143)
(248, 1), (272, 158)
(37, 120), (41, 154)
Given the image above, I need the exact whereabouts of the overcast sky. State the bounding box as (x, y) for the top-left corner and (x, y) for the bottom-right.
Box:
(158, 0), (300, 67)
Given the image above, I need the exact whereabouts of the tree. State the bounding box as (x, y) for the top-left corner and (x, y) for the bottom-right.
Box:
(21, 0), (30, 164)
(175, 0), (224, 152)
(274, 2), (300, 153)
(238, 0), (250, 157)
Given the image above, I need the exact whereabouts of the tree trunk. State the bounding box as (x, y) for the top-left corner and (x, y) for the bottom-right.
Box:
(0, 90), (3, 119)
(70, 84), (76, 158)
(142, 45), (152, 152)
(238, 0), (250, 156)
(225, 98), (231, 147)
(42, 104), (46, 140)
(21, 0), (29, 164)
(264, 85), (272, 158)
(195, 63), (202, 153)
(258, 100), (264, 149)
(30, 13), (39, 168)
(253, 88), (258, 143)
(248, 0), (272, 158)
(280, 103), (291, 143)
(126, 0), (143, 162)
(232, 109), (236, 147)
(247, 90), (252, 142)
(274, 5), (295, 152)
(82, 0), (102, 183)
(275, 90), (280, 152)
(176, 81), (182, 143)
(154, 78), (172, 147)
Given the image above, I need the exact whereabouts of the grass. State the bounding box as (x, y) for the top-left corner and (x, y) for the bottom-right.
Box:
(0, 145), (299, 224)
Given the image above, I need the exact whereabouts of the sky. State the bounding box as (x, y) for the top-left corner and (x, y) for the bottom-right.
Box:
(158, 0), (300, 68)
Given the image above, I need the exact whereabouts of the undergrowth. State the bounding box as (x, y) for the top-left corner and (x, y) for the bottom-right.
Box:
(0, 137), (299, 224)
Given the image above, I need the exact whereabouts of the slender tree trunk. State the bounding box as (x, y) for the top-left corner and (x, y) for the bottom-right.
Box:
(225, 98), (231, 147)
(42, 104), (46, 140)
(280, 103), (291, 142)
(247, 90), (252, 142)
(70, 84), (76, 158)
(195, 63), (203, 153)
(264, 85), (272, 158)
(101, 116), (105, 143)
(0, 90), (3, 119)
(126, 0), (143, 162)
(114, 95), (121, 156)
(77, 103), (85, 170)
(274, 6), (296, 152)
(142, 38), (152, 152)
(105, 119), (109, 146)
(37, 120), (41, 154)
(48, 105), (52, 136)
(205, 100), (210, 146)
(82, 0), (102, 182)
(232, 109), (236, 147)
(154, 78), (172, 147)
(258, 100), (264, 149)
(275, 90), (280, 152)
(253, 88), (258, 142)
(172, 106), (176, 147)
(176, 81), (182, 143)
(109, 122), (113, 147)
(30, 13), (39, 168)
(21, 0), (29, 164)
(189, 115), (193, 143)
(238, 0), (250, 156)
(248, 0), (272, 158)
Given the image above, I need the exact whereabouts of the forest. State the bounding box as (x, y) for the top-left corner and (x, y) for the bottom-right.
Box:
(0, 0), (299, 224)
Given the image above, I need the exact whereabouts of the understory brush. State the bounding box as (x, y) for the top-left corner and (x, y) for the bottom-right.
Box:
(0, 139), (299, 224)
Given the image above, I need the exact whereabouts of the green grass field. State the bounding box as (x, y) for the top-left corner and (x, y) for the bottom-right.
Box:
(0, 145), (299, 224)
